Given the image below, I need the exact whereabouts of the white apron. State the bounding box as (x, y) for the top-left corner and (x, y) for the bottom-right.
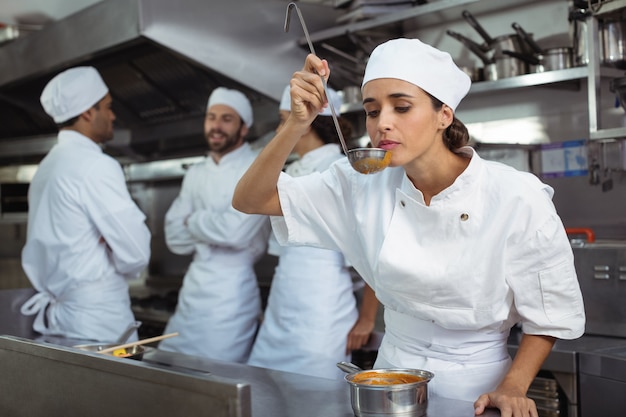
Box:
(247, 245), (357, 379)
(373, 192), (511, 401)
(20, 276), (138, 343)
(159, 246), (261, 362)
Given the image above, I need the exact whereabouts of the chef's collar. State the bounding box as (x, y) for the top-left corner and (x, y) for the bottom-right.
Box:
(208, 142), (251, 165)
(401, 146), (478, 206)
(57, 130), (104, 153)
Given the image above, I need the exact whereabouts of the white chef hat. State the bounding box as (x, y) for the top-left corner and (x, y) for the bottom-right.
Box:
(207, 87), (253, 128)
(279, 84), (343, 116)
(40, 66), (109, 123)
(361, 38), (471, 111)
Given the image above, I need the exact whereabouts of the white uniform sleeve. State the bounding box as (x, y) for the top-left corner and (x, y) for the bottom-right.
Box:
(84, 157), (151, 278)
(507, 191), (585, 339)
(164, 172), (200, 255)
(186, 204), (269, 250)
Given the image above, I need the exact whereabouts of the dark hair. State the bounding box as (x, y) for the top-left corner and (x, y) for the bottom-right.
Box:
(426, 93), (469, 151)
(310, 115), (352, 147)
(56, 115), (79, 129)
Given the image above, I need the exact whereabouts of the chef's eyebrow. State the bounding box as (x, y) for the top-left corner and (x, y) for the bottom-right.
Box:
(363, 92), (414, 105)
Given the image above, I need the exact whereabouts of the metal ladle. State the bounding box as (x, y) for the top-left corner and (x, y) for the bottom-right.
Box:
(284, 2), (391, 175)
(116, 320), (142, 344)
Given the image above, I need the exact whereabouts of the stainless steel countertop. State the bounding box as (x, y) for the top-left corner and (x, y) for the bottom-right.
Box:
(0, 288), (498, 416)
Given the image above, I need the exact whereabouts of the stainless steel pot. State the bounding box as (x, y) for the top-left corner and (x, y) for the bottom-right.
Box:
(74, 342), (148, 360)
(569, 7), (591, 66)
(535, 47), (574, 72)
(601, 16), (626, 69)
(337, 362), (434, 417)
(512, 22), (573, 72)
(462, 9), (526, 58)
(447, 30), (527, 81)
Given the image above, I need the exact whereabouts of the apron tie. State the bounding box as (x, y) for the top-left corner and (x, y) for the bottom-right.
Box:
(20, 291), (61, 333)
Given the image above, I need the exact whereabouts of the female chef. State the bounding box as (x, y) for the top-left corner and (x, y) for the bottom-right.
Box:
(232, 38), (585, 416)
(247, 86), (379, 379)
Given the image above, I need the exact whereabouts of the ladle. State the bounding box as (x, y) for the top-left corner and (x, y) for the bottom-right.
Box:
(337, 361), (428, 385)
(97, 332), (179, 355)
(116, 320), (142, 344)
(284, 2), (391, 175)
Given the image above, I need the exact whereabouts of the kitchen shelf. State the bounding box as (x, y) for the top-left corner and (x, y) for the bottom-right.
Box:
(469, 66), (590, 94)
(304, 0), (546, 44)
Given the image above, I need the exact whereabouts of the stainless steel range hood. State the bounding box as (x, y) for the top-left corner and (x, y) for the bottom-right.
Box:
(0, 0), (342, 162)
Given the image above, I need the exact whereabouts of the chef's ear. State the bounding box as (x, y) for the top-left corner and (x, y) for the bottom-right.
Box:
(80, 106), (97, 122)
(439, 104), (454, 129)
(239, 123), (249, 140)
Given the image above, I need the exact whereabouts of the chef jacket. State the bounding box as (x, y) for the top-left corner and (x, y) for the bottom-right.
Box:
(159, 143), (271, 362)
(248, 144), (358, 379)
(21, 130), (151, 342)
(271, 146), (585, 399)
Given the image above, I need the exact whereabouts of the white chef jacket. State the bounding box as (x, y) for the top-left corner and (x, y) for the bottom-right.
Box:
(20, 130), (151, 343)
(271, 146), (585, 400)
(248, 144), (358, 379)
(159, 143), (271, 362)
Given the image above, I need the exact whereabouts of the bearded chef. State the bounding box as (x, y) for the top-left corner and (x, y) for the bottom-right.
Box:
(158, 87), (271, 362)
(20, 66), (151, 342)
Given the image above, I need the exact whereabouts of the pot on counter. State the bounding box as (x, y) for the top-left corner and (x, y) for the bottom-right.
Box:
(337, 361), (434, 417)
(74, 342), (149, 360)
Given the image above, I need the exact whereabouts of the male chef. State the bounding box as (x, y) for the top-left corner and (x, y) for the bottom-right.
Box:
(158, 87), (270, 362)
(21, 66), (151, 343)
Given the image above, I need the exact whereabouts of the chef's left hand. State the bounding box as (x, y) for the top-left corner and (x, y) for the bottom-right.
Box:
(346, 317), (375, 353)
(474, 386), (538, 417)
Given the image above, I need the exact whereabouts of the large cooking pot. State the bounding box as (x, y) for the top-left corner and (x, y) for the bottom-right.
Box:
(337, 362), (434, 417)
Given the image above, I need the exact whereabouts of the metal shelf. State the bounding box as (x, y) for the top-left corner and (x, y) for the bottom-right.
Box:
(469, 66), (590, 93)
(304, 0), (545, 44)
(314, 0), (626, 142)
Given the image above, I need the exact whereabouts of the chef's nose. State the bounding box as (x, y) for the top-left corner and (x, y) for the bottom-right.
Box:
(377, 108), (394, 132)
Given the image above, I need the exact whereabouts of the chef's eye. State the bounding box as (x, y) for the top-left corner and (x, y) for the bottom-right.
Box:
(395, 106), (410, 113)
(365, 109), (380, 118)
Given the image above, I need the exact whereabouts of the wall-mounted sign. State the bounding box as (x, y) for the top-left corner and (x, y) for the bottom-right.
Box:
(540, 139), (588, 178)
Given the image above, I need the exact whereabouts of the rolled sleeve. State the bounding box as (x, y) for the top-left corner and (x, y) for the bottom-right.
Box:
(509, 214), (585, 339)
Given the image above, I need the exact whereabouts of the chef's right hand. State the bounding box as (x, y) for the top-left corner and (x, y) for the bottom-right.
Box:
(288, 54), (331, 126)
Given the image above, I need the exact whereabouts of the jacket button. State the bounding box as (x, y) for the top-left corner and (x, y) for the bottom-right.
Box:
(400, 200), (406, 207)
(460, 213), (469, 221)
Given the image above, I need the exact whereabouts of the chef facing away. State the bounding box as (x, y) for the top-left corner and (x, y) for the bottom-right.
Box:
(20, 66), (151, 343)
(247, 85), (379, 379)
(232, 38), (585, 416)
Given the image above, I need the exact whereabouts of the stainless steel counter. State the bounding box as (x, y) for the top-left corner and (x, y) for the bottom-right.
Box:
(0, 288), (498, 417)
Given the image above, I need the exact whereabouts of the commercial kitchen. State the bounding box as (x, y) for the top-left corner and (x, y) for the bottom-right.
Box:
(1, 0), (626, 416)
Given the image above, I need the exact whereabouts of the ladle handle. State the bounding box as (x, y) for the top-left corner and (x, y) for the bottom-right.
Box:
(97, 332), (179, 354)
(284, 2), (350, 155)
(337, 361), (364, 374)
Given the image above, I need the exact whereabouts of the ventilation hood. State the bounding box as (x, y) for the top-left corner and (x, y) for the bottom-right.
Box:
(0, 0), (343, 163)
